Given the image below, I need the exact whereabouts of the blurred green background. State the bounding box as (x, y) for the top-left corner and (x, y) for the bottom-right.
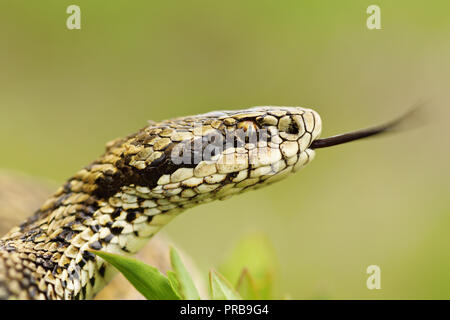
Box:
(0, 0), (449, 299)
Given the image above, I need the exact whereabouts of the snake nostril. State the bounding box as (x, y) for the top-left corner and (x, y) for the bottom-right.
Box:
(278, 116), (299, 135)
(286, 121), (299, 134)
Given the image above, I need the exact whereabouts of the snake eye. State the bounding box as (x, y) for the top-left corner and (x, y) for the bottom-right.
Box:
(237, 120), (258, 132)
(236, 120), (259, 145)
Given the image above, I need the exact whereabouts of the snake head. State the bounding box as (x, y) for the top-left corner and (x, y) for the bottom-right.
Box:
(92, 107), (323, 202)
(157, 106), (323, 199)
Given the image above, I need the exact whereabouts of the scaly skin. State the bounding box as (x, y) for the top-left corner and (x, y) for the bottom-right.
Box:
(0, 106), (322, 300)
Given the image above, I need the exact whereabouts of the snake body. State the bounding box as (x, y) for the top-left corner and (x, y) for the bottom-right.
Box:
(0, 105), (407, 299)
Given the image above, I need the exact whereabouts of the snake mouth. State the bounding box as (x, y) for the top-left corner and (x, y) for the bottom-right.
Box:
(310, 107), (420, 149)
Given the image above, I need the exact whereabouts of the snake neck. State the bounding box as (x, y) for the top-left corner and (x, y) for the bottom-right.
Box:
(0, 162), (184, 300)
(0, 139), (187, 300)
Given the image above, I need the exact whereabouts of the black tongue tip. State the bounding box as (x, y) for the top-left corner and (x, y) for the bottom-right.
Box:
(310, 104), (424, 149)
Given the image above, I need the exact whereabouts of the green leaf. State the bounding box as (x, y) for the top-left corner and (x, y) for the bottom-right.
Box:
(235, 268), (260, 300)
(167, 270), (183, 299)
(169, 247), (201, 300)
(91, 250), (179, 300)
(209, 269), (242, 300)
(219, 233), (277, 299)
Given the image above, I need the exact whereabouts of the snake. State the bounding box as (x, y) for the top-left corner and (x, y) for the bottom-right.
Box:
(0, 106), (410, 300)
